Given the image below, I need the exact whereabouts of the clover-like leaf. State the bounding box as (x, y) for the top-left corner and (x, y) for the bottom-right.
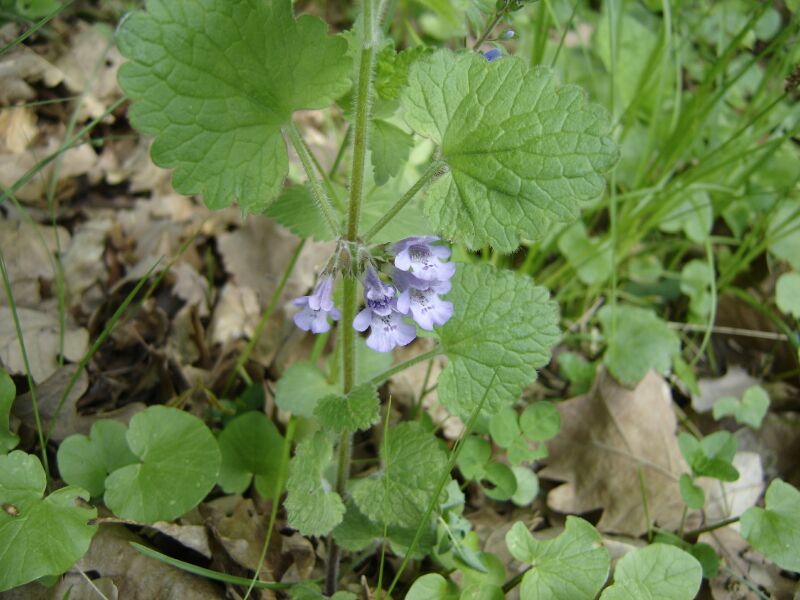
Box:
(351, 422), (447, 528)
(117, 0), (351, 212)
(406, 574), (459, 600)
(679, 473), (705, 509)
(402, 49), (618, 252)
(104, 406), (221, 522)
(712, 385), (770, 429)
(600, 544), (702, 600)
(741, 479), (800, 572)
(0, 369), (19, 454)
(315, 383), (380, 434)
(677, 431), (739, 482)
(217, 411), (284, 496)
(599, 305), (681, 385)
(57, 420), (138, 497)
(438, 264), (560, 419)
(505, 517), (609, 600)
(285, 431), (344, 536)
(0, 451), (97, 591)
(519, 401), (561, 442)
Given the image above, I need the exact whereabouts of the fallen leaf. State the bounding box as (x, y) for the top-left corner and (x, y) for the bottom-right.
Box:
(0, 307), (88, 382)
(148, 521), (211, 559)
(61, 218), (111, 309)
(0, 106), (38, 153)
(12, 366), (144, 442)
(703, 452), (764, 526)
(540, 368), (687, 536)
(74, 525), (220, 599)
(209, 284), (261, 346)
(0, 46), (63, 104)
(0, 219), (70, 308)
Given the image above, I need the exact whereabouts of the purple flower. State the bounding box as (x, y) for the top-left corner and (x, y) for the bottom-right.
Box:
(483, 48), (503, 62)
(392, 236), (455, 282)
(363, 265), (396, 316)
(501, 29), (515, 40)
(292, 276), (340, 334)
(393, 269), (453, 330)
(353, 303), (417, 352)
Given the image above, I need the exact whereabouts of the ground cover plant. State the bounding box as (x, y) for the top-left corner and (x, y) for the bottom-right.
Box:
(0, 0), (799, 598)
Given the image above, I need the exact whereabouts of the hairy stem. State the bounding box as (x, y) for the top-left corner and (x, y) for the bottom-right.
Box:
(286, 122), (340, 237)
(363, 160), (445, 242)
(326, 0), (379, 589)
(472, 2), (508, 50)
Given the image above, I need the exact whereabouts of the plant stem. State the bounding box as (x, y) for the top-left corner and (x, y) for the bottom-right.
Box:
(326, 0), (379, 589)
(363, 160), (445, 242)
(502, 566), (531, 594)
(683, 516), (740, 538)
(472, 2), (508, 50)
(286, 122), (341, 237)
(369, 347), (442, 387)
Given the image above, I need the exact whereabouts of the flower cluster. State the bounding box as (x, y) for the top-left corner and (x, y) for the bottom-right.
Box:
(291, 236), (455, 353)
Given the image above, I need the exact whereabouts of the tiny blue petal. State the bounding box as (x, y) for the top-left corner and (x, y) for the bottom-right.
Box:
(483, 48), (503, 62)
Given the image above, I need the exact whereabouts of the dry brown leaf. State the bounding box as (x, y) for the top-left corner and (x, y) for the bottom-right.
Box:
(12, 365), (145, 442)
(703, 451), (764, 525)
(62, 218), (111, 309)
(539, 368), (687, 536)
(171, 262), (210, 317)
(0, 47), (63, 104)
(216, 215), (330, 308)
(209, 283), (260, 346)
(0, 219), (70, 308)
(55, 22), (124, 121)
(0, 106), (37, 153)
(0, 307), (88, 382)
(702, 527), (798, 600)
(73, 525), (220, 599)
(0, 137), (97, 203)
(148, 521), (212, 559)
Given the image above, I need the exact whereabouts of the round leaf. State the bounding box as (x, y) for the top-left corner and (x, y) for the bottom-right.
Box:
(217, 412), (284, 496)
(520, 401), (561, 441)
(0, 451), (97, 591)
(57, 420), (138, 497)
(741, 479), (800, 572)
(600, 544), (702, 600)
(0, 369), (19, 453)
(104, 406), (221, 522)
(480, 462), (517, 501)
(511, 466), (539, 506)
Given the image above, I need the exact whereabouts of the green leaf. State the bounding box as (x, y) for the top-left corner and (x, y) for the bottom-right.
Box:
(56, 420), (138, 498)
(600, 544), (702, 600)
(13, 0), (60, 18)
(407, 573), (459, 600)
(0, 369), (19, 454)
(104, 406), (221, 522)
(712, 385), (769, 429)
(677, 432), (739, 482)
(285, 432), (344, 536)
(351, 422), (448, 528)
(511, 466), (539, 507)
(402, 50), (618, 252)
(776, 272), (800, 318)
(116, 0), (351, 212)
(519, 401), (561, 442)
(370, 120), (414, 184)
(315, 383), (380, 434)
(457, 436), (491, 480)
(438, 264), (560, 419)
(680, 260), (713, 321)
(599, 305), (681, 386)
(557, 352), (596, 395)
(558, 222), (613, 286)
(679, 473), (705, 509)
(505, 517), (610, 600)
(274, 360), (338, 418)
(217, 412), (284, 496)
(0, 451), (97, 592)
(481, 462), (516, 501)
(488, 407), (520, 448)
(265, 185), (334, 241)
(741, 479), (800, 572)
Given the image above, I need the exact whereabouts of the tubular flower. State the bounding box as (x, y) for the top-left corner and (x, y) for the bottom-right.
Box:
(393, 269), (453, 331)
(391, 236), (456, 282)
(292, 275), (340, 334)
